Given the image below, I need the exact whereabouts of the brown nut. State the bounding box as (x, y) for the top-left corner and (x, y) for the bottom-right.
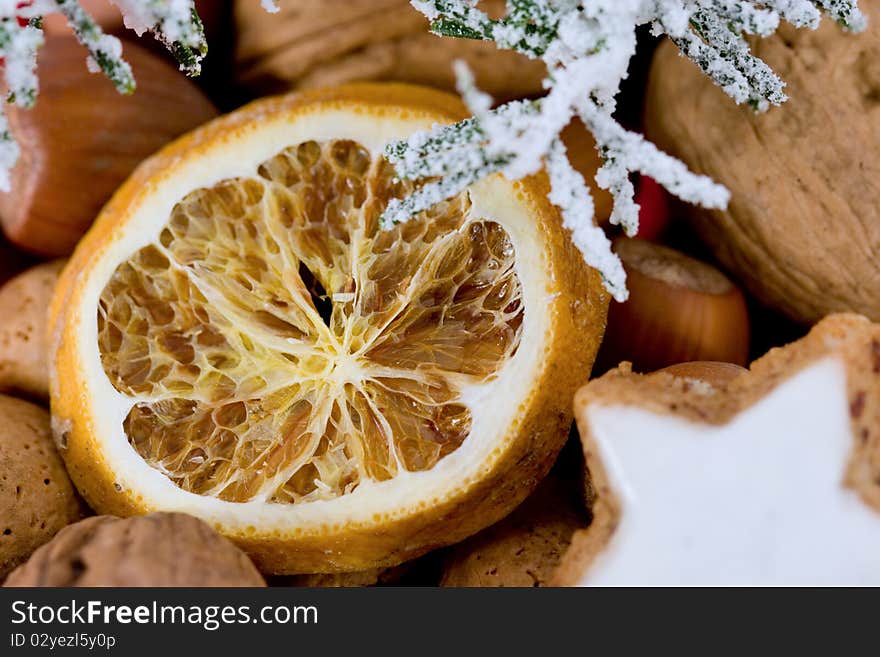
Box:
(440, 475), (587, 587)
(645, 4), (880, 324)
(0, 260), (66, 400)
(4, 513), (266, 587)
(234, 0), (546, 102)
(596, 238), (750, 373)
(0, 36), (219, 256)
(0, 395), (84, 580)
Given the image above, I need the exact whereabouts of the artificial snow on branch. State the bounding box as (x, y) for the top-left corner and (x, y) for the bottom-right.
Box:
(383, 1), (865, 301)
(109, 0), (206, 76)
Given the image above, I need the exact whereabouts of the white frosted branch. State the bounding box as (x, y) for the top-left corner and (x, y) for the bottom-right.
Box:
(547, 138), (628, 302)
(390, 0), (863, 300)
(0, 105), (19, 192)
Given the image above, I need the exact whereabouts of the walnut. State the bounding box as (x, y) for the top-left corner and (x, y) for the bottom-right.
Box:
(234, 0), (546, 103)
(0, 394), (84, 580)
(4, 513), (266, 587)
(0, 260), (66, 400)
(645, 3), (880, 324)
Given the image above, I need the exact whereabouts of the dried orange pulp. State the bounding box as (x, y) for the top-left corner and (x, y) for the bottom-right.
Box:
(49, 84), (609, 573)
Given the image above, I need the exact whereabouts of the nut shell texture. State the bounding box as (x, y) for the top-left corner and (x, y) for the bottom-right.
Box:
(0, 395), (83, 580)
(5, 513), (265, 587)
(645, 7), (880, 324)
(0, 37), (218, 256)
(0, 261), (65, 399)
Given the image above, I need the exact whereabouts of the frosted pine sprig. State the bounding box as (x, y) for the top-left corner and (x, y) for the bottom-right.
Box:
(385, 1), (865, 301)
(52, 0), (134, 92)
(108, 0), (206, 76)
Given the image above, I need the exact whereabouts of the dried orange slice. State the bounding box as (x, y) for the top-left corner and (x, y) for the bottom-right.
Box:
(49, 84), (608, 574)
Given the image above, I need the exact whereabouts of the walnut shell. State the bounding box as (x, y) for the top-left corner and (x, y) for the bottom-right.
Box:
(234, 0), (546, 103)
(440, 475), (587, 587)
(4, 513), (266, 587)
(0, 395), (83, 580)
(0, 260), (65, 400)
(644, 7), (880, 324)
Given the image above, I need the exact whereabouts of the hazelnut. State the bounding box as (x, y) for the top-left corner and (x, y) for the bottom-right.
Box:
(596, 238), (750, 373)
(0, 36), (218, 256)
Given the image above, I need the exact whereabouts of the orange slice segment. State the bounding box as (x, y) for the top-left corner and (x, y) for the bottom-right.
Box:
(49, 84), (609, 573)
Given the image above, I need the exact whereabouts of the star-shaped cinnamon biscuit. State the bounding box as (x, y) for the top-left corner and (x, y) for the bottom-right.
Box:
(555, 314), (880, 586)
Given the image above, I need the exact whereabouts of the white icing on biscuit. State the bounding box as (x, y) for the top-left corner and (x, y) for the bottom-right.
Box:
(582, 358), (880, 585)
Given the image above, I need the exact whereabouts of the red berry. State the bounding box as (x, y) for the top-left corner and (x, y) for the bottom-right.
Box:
(16, 1), (34, 27)
(634, 175), (671, 241)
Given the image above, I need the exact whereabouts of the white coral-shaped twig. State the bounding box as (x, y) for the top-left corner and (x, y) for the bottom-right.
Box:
(384, 0), (865, 300)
